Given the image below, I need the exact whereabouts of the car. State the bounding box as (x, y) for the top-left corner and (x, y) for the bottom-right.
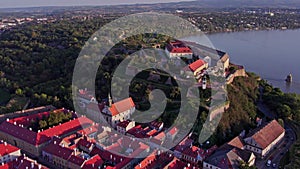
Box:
(266, 160), (272, 167)
(272, 163), (276, 168)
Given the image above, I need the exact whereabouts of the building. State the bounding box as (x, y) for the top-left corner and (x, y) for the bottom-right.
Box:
(0, 156), (48, 169)
(165, 40), (193, 59)
(173, 136), (193, 158)
(244, 120), (285, 157)
(116, 120), (135, 135)
(149, 121), (164, 132)
(181, 146), (203, 164)
(188, 59), (208, 78)
(203, 136), (256, 169)
(217, 53), (230, 71)
(78, 89), (97, 105)
(166, 127), (179, 140)
(0, 140), (21, 164)
(42, 141), (74, 169)
(102, 97), (135, 128)
(0, 109), (94, 157)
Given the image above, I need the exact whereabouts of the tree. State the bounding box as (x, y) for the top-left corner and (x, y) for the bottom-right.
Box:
(39, 120), (48, 129)
(15, 88), (23, 96)
(276, 104), (291, 118)
(278, 118), (284, 127)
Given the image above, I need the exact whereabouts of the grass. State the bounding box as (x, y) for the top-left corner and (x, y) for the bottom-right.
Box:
(0, 88), (11, 105)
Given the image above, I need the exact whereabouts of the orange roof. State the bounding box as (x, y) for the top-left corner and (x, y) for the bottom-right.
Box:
(251, 120), (285, 149)
(189, 59), (207, 72)
(227, 136), (245, 149)
(82, 155), (104, 169)
(109, 97), (135, 116)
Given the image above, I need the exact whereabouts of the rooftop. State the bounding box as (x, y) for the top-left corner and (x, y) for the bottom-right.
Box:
(0, 141), (20, 157)
(248, 120), (285, 149)
(0, 114), (94, 146)
(109, 97), (135, 116)
(189, 59), (207, 72)
(166, 40), (193, 54)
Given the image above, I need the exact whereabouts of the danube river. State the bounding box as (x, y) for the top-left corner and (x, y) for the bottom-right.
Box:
(187, 29), (300, 94)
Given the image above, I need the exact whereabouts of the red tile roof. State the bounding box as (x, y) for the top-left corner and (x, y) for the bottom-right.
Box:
(166, 158), (199, 169)
(0, 141), (20, 157)
(68, 155), (85, 167)
(39, 116), (93, 139)
(77, 125), (98, 136)
(43, 143), (73, 160)
(109, 97), (135, 116)
(134, 150), (157, 169)
(168, 127), (179, 136)
(0, 110), (92, 146)
(228, 136), (245, 149)
(82, 155), (104, 169)
(182, 146), (203, 159)
(189, 59), (207, 72)
(250, 120), (285, 149)
(166, 40), (193, 54)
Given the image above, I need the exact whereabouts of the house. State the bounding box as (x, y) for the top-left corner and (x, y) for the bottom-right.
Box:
(117, 120), (135, 135)
(173, 136), (193, 158)
(203, 136), (256, 169)
(244, 120), (285, 157)
(102, 97), (135, 128)
(188, 59), (208, 77)
(203, 148), (256, 169)
(165, 40), (193, 59)
(0, 140), (21, 164)
(164, 157), (200, 169)
(167, 127), (179, 140)
(82, 154), (104, 169)
(181, 146), (203, 164)
(78, 89), (97, 105)
(217, 53), (230, 71)
(42, 141), (74, 169)
(134, 150), (174, 169)
(77, 138), (94, 154)
(149, 121), (164, 132)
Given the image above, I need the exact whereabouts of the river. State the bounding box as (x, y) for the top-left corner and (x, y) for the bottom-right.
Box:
(186, 29), (300, 94)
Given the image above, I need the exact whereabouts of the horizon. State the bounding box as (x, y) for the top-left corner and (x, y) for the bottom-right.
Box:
(0, 0), (194, 9)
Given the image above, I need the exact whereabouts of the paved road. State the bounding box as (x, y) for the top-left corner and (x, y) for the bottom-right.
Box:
(255, 87), (297, 169)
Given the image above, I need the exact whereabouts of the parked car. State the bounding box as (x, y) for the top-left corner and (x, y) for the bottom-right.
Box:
(266, 160), (272, 167)
(272, 163), (276, 168)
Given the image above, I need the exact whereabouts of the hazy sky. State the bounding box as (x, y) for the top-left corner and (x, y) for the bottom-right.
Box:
(0, 0), (193, 8)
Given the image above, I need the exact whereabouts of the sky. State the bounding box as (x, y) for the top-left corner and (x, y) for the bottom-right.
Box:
(0, 0), (193, 9)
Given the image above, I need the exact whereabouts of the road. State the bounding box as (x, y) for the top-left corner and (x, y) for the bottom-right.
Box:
(255, 87), (297, 169)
